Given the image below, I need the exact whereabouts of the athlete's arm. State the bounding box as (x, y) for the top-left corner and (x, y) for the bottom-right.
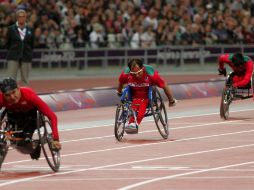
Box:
(152, 71), (175, 105)
(233, 60), (253, 87)
(218, 54), (231, 70)
(117, 71), (128, 94)
(28, 90), (59, 141)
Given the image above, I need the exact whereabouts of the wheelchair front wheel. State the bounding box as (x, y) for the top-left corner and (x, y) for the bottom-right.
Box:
(114, 104), (127, 141)
(220, 87), (231, 120)
(0, 144), (8, 171)
(0, 118), (9, 171)
(37, 112), (60, 172)
(151, 87), (169, 139)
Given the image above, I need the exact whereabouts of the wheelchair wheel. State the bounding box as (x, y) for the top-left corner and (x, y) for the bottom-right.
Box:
(220, 87), (230, 120)
(114, 104), (127, 141)
(151, 87), (169, 139)
(0, 143), (8, 171)
(0, 116), (9, 171)
(36, 112), (60, 172)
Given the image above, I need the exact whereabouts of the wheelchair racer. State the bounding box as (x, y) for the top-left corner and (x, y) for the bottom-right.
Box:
(116, 58), (176, 134)
(218, 52), (253, 88)
(0, 77), (61, 160)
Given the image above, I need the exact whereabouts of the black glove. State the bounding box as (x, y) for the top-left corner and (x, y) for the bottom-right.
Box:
(51, 140), (62, 151)
(218, 68), (227, 77)
(116, 90), (122, 97)
(169, 98), (177, 107)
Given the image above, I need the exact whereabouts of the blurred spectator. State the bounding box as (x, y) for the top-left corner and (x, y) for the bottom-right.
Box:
(143, 8), (158, 31)
(251, 0), (254, 17)
(89, 23), (105, 48)
(121, 19), (134, 47)
(107, 27), (117, 48)
(130, 24), (142, 48)
(203, 24), (217, 45)
(140, 25), (156, 48)
(73, 28), (85, 48)
(212, 21), (229, 44)
(1, 0), (254, 49)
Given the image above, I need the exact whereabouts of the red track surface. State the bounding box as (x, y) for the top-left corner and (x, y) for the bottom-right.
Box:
(1, 97), (254, 190)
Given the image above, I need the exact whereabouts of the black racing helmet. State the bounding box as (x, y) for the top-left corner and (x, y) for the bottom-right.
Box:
(232, 52), (245, 67)
(128, 58), (143, 70)
(0, 77), (18, 94)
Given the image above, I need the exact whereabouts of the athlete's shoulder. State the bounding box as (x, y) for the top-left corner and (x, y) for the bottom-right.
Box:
(123, 67), (131, 74)
(228, 53), (250, 62)
(220, 53), (231, 60)
(244, 55), (252, 62)
(144, 64), (155, 75)
(20, 87), (36, 95)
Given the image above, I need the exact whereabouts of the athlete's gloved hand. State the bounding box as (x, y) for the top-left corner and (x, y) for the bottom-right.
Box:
(116, 90), (122, 97)
(218, 68), (227, 77)
(169, 98), (177, 107)
(51, 140), (62, 151)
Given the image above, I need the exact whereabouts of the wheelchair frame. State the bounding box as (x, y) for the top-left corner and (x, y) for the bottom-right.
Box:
(114, 86), (169, 141)
(0, 109), (60, 172)
(220, 73), (254, 120)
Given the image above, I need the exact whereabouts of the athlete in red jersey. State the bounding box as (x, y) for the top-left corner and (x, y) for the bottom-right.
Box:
(218, 53), (253, 88)
(0, 77), (61, 160)
(117, 58), (176, 133)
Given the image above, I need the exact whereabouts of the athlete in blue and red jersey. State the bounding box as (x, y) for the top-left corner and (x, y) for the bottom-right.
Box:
(218, 52), (253, 88)
(116, 58), (176, 133)
(0, 77), (61, 160)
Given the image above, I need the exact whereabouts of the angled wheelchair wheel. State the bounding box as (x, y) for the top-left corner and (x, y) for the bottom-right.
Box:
(0, 142), (8, 171)
(220, 87), (230, 120)
(36, 111), (60, 172)
(0, 143), (8, 171)
(151, 87), (169, 139)
(114, 104), (127, 141)
(0, 111), (9, 171)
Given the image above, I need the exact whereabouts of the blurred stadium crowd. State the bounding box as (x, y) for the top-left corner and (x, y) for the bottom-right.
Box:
(0, 0), (254, 50)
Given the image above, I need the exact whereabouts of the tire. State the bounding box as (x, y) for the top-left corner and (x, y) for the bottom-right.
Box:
(0, 118), (9, 171)
(114, 104), (127, 141)
(220, 87), (230, 120)
(151, 87), (169, 139)
(0, 143), (8, 171)
(36, 112), (60, 172)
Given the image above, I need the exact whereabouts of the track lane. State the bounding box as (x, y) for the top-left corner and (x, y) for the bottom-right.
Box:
(1, 97), (254, 190)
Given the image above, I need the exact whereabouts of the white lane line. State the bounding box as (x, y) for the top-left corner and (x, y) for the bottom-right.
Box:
(1, 178), (154, 183)
(61, 119), (242, 144)
(3, 129), (254, 166)
(176, 176), (254, 179)
(7, 167), (254, 172)
(59, 107), (254, 132)
(2, 176), (254, 183)
(1, 143), (254, 187)
(2, 117), (247, 166)
(73, 168), (254, 172)
(59, 129), (254, 158)
(173, 122), (254, 125)
(5, 107), (239, 165)
(118, 161), (254, 190)
(4, 128), (254, 166)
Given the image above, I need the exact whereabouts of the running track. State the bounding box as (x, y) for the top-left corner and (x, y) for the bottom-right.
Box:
(1, 96), (254, 190)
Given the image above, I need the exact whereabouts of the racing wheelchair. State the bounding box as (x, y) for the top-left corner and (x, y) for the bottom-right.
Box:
(114, 86), (169, 141)
(0, 109), (60, 172)
(220, 72), (253, 120)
